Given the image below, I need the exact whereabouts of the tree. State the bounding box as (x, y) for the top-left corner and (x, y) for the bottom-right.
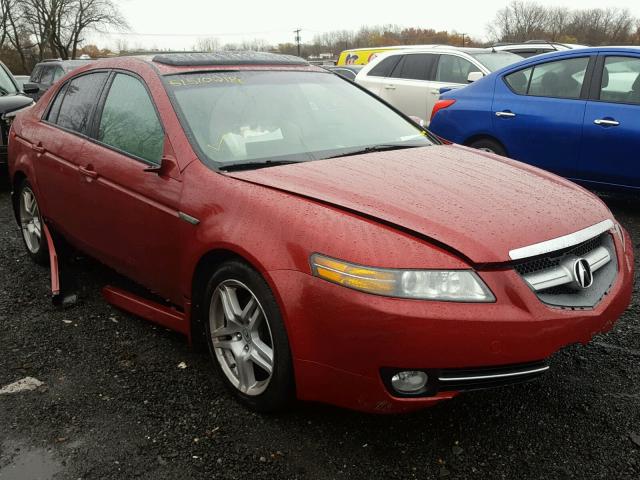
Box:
(194, 37), (220, 52)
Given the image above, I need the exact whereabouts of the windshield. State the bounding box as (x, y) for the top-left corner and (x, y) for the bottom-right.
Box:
(166, 71), (433, 167)
(470, 52), (522, 72)
(0, 65), (18, 95)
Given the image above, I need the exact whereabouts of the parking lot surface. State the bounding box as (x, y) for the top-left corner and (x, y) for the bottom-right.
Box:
(0, 183), (638, 480)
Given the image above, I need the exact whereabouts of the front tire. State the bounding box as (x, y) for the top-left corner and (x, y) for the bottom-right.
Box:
(17, 179), (48, 265)
(203, 260), (295, 412)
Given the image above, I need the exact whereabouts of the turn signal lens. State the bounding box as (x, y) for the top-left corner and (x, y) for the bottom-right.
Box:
(310, 254), (495, 302)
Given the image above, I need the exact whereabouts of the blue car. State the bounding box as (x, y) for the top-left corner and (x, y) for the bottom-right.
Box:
(429, 47), (640, 191)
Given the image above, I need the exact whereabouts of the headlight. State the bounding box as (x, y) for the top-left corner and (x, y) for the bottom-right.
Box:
(310, 254), (495, 302)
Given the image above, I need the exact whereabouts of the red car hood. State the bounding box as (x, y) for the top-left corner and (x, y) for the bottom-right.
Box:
(227, 145), (613, 264)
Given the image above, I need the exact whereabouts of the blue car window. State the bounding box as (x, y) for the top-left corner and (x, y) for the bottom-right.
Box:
(600, 56), (640, 105)
(527, 57), (589, 99)
(505, 67), (533, 94)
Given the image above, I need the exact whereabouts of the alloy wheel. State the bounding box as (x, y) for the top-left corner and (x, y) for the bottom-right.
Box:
(209, 279), (275, 396)
(20, 187), (43, 254)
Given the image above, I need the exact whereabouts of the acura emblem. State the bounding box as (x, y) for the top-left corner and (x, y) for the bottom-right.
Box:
(573, 258), (593, 289)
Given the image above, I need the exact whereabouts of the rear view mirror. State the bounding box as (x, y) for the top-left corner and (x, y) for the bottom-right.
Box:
(467, 71), (484, 83)
(22, 83), (39, 94)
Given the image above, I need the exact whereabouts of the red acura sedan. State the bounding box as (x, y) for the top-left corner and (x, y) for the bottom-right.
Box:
(7, 52), (634, 413)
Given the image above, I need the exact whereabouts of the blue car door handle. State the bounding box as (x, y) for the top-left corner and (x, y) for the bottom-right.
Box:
(495, 111), (516, 118)
(593, 118), (620, 127)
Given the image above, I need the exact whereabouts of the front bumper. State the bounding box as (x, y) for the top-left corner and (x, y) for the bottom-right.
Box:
(268, 231), (634, 413)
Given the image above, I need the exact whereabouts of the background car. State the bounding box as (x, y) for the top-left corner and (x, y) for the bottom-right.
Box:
(0, 62), (35, 175)
(24, 58), (94, 101)
(355, 47), (521, 123)
(429, 47), (640, 192)
(325, 65), (363, 81)
(12, 75), (30, 91)
(491, 40), (587, 58)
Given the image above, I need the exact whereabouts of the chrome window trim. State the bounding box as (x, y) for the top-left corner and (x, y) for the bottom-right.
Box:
(509, 219), (614, 260)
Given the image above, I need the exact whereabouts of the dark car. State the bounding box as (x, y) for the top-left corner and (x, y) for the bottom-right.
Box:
(325, 65), (363, 81)
(0, 61), (35, 174)
(25, 59), (94, 101)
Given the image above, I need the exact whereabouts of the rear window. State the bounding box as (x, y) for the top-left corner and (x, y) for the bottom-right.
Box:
(50, 72), (108, 134)
(368, 56), (401, 77)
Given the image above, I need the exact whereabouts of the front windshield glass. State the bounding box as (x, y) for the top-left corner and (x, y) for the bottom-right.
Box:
(166, 71), (433, 167)
(470, 52), (522, 72)
(0, 66), (18, 95)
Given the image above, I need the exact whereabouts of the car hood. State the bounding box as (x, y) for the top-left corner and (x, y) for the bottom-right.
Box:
(0, 94), (33, 114)
(226, 145), (613, 264)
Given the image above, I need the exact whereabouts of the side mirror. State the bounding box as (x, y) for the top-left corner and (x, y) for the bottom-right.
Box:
(467, 71), (484, 83)
(22, 83), (39, 94)
(144, 156), (178, 177)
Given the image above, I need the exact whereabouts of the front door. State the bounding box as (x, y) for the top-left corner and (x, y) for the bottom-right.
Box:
(75, 72), (185, 303)
(578, 54), (640, 189)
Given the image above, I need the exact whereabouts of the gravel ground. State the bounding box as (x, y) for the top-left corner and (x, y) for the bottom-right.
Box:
(0, 182), (638, 480)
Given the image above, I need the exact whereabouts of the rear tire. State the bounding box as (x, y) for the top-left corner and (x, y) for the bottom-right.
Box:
(468, 138), (507, 157)
(203, 260), (295, 412)
(17, 179), (48, 266)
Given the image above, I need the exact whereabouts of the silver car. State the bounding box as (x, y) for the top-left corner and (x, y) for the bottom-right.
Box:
(355, 47), (521, 123)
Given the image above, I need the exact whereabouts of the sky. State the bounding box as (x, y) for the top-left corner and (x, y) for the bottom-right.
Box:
(91, 0), (640, 51)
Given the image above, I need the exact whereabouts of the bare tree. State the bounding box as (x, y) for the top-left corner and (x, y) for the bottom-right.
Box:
(194, 37), (220, 52)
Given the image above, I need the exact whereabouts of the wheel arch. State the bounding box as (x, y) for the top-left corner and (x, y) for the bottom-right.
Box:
(463, 134), (509, 156)
(10, 170), (28, 225)
(189, 248), (286, 346)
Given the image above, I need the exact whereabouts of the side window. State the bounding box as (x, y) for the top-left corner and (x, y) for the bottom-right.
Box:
(368, 56), (401, 77)
(30, 66), (42, 83)
(505, 67), (533, 94)
(395, 54), (436, 81)
(39, 66), (55, 86)
(55, 72), (108, 134)
(53, 67), (64, 82)
(528, 57), (589, 99)
(97, 73), (164, 164)
(46, 83), (70, 123)
(436, 55), (481, 84)
(599, 56), (640, 105)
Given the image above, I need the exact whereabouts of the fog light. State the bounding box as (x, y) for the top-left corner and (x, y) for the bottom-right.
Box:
(391, 371), (428, 394)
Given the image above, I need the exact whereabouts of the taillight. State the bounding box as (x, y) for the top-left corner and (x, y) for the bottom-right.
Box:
(431, 99), (456, 121)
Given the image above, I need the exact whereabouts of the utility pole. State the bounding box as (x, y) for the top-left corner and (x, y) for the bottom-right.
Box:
(461, 33), (467, 47)
(294, 28), (301, 56)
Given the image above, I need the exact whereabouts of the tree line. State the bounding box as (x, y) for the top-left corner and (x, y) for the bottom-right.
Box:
(488, 1), (640, 45)
(0, 0), (126, 73)
(1, 0), (640, 75)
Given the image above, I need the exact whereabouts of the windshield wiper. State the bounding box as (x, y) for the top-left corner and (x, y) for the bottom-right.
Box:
(323, 143), (425, 160)
(219, 160), (305, 172)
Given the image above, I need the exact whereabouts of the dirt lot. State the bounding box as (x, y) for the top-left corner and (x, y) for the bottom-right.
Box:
(0, 182), (638, 480)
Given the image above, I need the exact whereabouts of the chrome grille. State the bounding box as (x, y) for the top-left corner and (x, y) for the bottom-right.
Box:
(514, 232), (618, 309)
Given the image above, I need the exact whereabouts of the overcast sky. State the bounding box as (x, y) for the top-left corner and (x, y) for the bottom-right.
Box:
(91, 0), (640, 51)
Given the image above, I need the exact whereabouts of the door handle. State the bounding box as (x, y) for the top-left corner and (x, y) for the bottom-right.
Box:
(430, 91), (440, 96)
(31, 142), (45, 154)
(495, 111), (516, 118)
(79, 165), (98, 180)
(593, 118), (619, 127)
(384, 85), (396, 90)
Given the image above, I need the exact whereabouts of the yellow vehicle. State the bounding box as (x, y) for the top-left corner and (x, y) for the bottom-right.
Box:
(337, 45), (442, 66)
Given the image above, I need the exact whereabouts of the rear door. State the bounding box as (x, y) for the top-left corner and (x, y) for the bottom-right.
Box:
(578, 54), (640, 189)
(29, 71), (110, 238)
(378, 53), (438, 120)
(491, 55), (593, 176)
(75, 71), (184, 302)
(356, 54), (401, 96)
